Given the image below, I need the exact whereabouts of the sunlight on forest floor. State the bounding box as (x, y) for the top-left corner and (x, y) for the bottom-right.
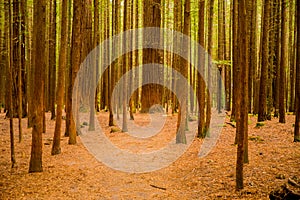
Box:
(0, 112), (299, 199)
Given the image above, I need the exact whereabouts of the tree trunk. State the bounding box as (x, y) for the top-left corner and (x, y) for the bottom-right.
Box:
(258, 0), (271, 122)
(49, 0), (56, 120)
(197, 0), (206, 138)
(51, 0), (68, 155)
(141, 0), (162, 113)
(217, 0), (224, 114)
(29, 0), (46, 173)
(236, 0), (249, 190)
(289, 0), (296, 113)
(7, 0), (16, 168)
(279, 0), (287, 123)
(67, 0), (86, 145)
(205, 0), (214, 134)
(176, 0), (190, 144)
(294, 0), (300, 142)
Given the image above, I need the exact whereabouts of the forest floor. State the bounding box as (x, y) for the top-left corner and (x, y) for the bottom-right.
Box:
(0, 111), (299, 199)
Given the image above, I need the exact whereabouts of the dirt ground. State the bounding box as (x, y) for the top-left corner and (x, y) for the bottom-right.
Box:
(0, 111), (299, 199)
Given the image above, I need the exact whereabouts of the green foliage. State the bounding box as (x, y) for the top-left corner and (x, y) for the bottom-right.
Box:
(248, 136), (264, 142)
(110, 127), (121, 133)
(255, 122), (265, 128)
(212, 60), (232, 66)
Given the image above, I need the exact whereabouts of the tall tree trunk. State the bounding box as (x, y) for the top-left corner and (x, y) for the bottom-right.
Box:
(236, 0), (249, 190)
(141, 0), (162, 113)
(231, 0), (238, 121)
(197, 0), (206, 138)
(294, 0), (300, 142)
(29, 0), (46, 173)
(172, 0), (182, 115)
(248, 0), (257, 113)
(67, 0), (85, 144)
(217, 0), (224, 114)
(176, 0), (190, 144)
(205, 0), (214, 134)
(7, 0), (16, 168)
(17, 0), (22, 142)
(49, 0), (57, 120)
(289, 0), (296, 112)
(122, 0), (129, 132)
(258, 0), (271, 122)
(225, 0), (231, 112)
(274, 0), (281, 118)
(51, 0), (68, 155)
(279, 0), (287, 123)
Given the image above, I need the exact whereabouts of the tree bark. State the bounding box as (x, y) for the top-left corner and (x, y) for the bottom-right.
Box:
(29, 0), (46, 173)
(236, 0), (249, 190)
(258, 0), (271, 122)
(294, 0), (300, 142)
(197, 0), (206, 138)
(279, 0), (287, 123)
(51, 0), (68, 155)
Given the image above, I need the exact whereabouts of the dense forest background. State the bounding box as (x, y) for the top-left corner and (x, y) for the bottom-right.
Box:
(0, 0), (299, 195)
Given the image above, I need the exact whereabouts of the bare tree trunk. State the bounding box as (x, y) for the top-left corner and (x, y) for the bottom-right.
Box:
(51, 0), (68, 155)
(49, 0), (56, 120)
(176, 0), (190, 144)
(279, 0), (287, 123)
(141, 0), (161, 113)
(7, 0), (16, 168)
(67, 0), (86, 145)
(236, 0), (249, 190)
(197, 0), (206, 138)
(289, 0), (296, 113)
(294, 0), (300, 142)
(205, 0), (214, 134)
(258, 0), (271, 122)
(29, 0), (46, 173)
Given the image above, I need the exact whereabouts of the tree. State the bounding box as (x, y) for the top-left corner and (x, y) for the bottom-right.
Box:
(279, 0), (287, 123)
(122, 0), (129, 132)
(294, 0), (300, 142)
(197, 0), (206, 138)
(141, 0), (162, 113)
(231, 0), (238, 122)
(48, 0), (57, 120)
(51, 0), (68, 155)
(7, 0), (16, 168)
(217, 0), (225, 113)
(289, 0), (296, 113)
(248, 0), (257, 113)
(66, 0), (86, 144)
(236, 0), (249, 190)
(205, 0), (214, 133)
(258, 0), (271, 122)
(29, 0), (46, 173)
(172, 0), (182, 115)
(176, 0), (190, 144)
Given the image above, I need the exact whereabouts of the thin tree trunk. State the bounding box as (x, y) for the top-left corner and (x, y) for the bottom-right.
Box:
(205, 0), (214, 134)
(29, 0), (46, 173)
(7, 0), (16, 168)
(236, 0), (249, 190)
(197, 0), (206, 138)
(49, 0), (56, 120)
(258, 0), (271, 122)
(176, 0), (190, 144)
(51, 0), (68, 155)
(279, 0), (287, 123)
(294, 0), (300, 142)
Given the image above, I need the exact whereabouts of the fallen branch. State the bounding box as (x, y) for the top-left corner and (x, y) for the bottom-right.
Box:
(150, 184), (166, 190)
(269, 183), (300, 200)
(288, 178), (300, 188)
(225, 122), (236, 128)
